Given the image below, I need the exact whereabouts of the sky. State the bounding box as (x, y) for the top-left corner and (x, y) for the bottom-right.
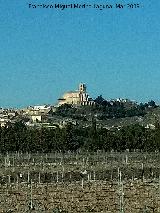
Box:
(0, 0), (160, 108)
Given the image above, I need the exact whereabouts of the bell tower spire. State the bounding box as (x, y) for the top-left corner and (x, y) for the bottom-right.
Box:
(79, 83), (86, 93)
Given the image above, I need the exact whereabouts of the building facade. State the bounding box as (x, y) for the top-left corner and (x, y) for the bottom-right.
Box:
(58, 83), (95, 106)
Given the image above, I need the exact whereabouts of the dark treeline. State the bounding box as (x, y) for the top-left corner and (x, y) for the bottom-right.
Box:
(0, 120), (160, 153)
(54, 98), (157, 120)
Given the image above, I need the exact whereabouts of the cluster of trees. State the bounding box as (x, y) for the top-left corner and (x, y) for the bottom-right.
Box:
(54, 97), (157, 120)
(0, 120), (160, 153)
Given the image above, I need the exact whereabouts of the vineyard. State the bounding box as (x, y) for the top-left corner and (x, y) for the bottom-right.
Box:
(0, 151), (160, 212)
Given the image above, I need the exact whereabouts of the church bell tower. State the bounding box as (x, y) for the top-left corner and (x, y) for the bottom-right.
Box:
(79, 83), (86, 93)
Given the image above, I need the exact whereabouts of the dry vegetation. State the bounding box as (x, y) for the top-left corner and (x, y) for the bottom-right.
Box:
(0, 152), (160, 212)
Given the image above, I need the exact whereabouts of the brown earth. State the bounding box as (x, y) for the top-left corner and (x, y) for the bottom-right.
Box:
(0, 180), (160, 212)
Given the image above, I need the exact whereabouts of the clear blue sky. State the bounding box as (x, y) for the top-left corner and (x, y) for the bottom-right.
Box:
(0, 0), (160, 108)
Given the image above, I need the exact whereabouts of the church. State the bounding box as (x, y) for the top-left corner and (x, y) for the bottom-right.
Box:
(58, 83), (95, 106)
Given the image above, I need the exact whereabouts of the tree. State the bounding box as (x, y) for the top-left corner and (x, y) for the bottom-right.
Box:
(148, 100), (157, 108)
(94, 95), (105, 105)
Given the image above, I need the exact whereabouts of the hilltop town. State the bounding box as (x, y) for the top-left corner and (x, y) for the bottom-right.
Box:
(0, 83), (159, 130)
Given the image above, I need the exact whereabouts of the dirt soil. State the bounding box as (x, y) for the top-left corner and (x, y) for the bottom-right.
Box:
(0, 180), (160, 212)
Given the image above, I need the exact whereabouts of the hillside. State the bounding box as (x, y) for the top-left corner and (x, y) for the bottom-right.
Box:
(52, 100), (159, 129)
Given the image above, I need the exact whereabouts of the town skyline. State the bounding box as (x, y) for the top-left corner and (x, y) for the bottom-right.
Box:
(0, 81), (158, 109)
